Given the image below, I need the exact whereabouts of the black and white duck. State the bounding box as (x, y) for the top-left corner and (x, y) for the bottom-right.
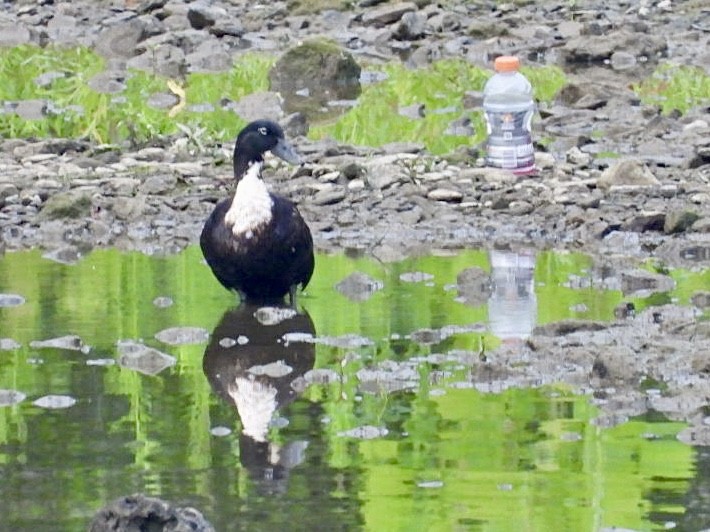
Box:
(200, 120), (314, 304)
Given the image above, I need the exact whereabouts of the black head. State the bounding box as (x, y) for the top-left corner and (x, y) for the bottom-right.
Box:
(233, 119), (302, 178)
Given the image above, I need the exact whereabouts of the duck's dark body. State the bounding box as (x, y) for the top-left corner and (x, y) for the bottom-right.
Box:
(200, 119), (314, 303)
(200, 193), (314, 301)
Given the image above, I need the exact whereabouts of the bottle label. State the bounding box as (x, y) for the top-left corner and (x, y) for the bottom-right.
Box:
(484, 108), (535, 172)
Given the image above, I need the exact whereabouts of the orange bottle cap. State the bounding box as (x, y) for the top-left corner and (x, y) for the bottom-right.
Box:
(494, 56), (520, 72)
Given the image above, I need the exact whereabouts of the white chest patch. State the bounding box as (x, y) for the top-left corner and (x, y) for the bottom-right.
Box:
(224, 162), (273, 236)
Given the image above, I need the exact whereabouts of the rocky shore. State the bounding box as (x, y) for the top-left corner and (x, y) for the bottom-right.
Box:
(1, 0), (710, 441)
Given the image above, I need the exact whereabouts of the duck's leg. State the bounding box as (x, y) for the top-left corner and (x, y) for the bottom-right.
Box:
(288, 285), (298, 309)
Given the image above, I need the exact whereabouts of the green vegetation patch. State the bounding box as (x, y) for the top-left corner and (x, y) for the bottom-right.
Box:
(635, 63), (710, 115)
(310, 60), (566, 155)
(0, 44), (567, 154)
(0, 45), (273, 144)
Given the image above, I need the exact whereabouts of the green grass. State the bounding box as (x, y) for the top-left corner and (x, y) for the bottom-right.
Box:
(635, 63), (710, 115)
(0, 45), (567, 153)
(0, 45), (272, 144)
(310, 60), (567, 155)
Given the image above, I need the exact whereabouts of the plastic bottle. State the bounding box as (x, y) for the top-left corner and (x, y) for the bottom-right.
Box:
(482, 56), (536, 175)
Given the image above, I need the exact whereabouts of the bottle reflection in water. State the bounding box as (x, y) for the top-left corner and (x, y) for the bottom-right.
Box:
(487, 250), (537, 341)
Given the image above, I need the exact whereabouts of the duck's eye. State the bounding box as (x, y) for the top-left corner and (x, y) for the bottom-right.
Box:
(258, 127), (268, 136)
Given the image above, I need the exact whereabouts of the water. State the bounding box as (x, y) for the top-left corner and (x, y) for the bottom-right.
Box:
(0, 247), (704, 530)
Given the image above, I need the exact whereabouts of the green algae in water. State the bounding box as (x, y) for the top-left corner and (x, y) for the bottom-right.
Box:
(635, 63), (710, 115)
(0, 247), (699, 530)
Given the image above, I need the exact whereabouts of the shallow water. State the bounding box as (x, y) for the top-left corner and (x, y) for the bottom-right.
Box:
(0, 247), (706, 530)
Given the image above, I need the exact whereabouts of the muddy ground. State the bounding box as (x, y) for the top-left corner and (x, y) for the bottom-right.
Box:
(0, 0), (710, 442)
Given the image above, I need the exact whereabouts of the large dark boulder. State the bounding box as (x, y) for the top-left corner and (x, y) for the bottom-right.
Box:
(89, 493), (214, 532)
(268, 39), (361, 118)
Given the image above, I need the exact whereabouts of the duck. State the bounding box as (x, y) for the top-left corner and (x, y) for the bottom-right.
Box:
(200, 119), (314, 304)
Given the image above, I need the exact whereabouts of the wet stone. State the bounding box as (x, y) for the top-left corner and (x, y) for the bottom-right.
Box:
(456, 267), (491, 306)
(90, 494), (215, 532)
(312, 334), (374, 348)
(399, 271), (434, 283)
(42, 247), (83, 265)
(210, 426), (232, 437)
(597, 159), (660, 190)
(335, 271), (384, 302)
(691, 292), (710, 309)
(620, 268), (675, 296)
(154, 326), (209, 345)
(33, 394), (77, 409)
(0, 338), (21, 350)
(302, 368), (340, 385)
(664, 209), (700, 234)
(117, 341), (177, 376)
(362, 1), (417, 26)
(0, 293), (25, 307)
(86, 358), (115, 366)
(337, 425), (389, 439)
(30, 334), (85, 351)
(417, 480), (444, 489)
(152, 296), (174, 308)
(0, 389), (26, 406)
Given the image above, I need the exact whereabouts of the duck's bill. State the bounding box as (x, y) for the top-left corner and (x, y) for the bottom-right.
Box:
(272, 138), (302, 165)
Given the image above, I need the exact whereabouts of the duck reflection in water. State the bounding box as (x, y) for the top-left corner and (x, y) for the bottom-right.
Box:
(203, 303), (316, 494)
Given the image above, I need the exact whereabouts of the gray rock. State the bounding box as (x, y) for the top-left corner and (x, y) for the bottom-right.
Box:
(187, 2), (226, 30)
(117, 341), (177, 375)
(127, 44), (186, 78)
(139, 174), (178, 194)
(562, 30), (666, 64)
(0, 19), (30, 46)
(30, 335), (85, 351)
(154, 326), (209, 345)
(456, 267), (491, 306)
(533, 320), (608, 336)
(0, 339), (21, 350)
(14, 100), (47, 120)
(185, 38), (232, 73)
(89, 493), (214, 532)
(664, 209), (700, 234)
(597, 159), (660, 190)
(691, 292), (710, 309)
(87, 71), (127, 94)
(394, 11), (426, 40)
(112, 195), (146, 220)
(94, 18), (147, 59)
(620, 268), (675, 296)
(231, 92), (287, 122)
(32, 395), (77, 409)
(337, 425), (389, 439)
(312, 187), (347, 206)
(362, 2), (417, 26)
(0, 389), (25, 406)
(269, 39), (361, 116)
(335, 271), (384, 301)
(427, 188), (463, 202)
(46, 14), (80, 44)
(0, 294), (25, 307)
(622, 211), (665, 232)
(38, 191), (92, 220)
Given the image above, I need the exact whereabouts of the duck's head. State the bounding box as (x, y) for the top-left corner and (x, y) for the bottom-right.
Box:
(233, 119), (302, 178)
